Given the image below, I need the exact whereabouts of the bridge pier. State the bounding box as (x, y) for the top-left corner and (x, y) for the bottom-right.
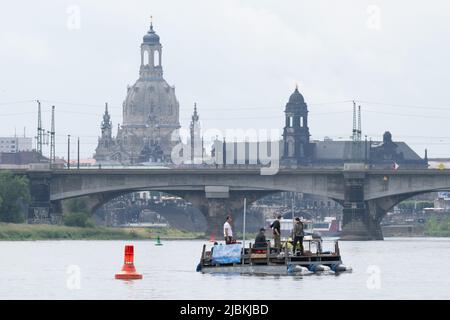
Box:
(340, 170), (386, 240)
(179, 191), (271, 239)
(340, 170), (416, 240)
(27, 172), (63, 224)
(341, 203), (384, 240)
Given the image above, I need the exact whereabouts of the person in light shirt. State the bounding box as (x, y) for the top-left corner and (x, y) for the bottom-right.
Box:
(223, 216), (233, 244)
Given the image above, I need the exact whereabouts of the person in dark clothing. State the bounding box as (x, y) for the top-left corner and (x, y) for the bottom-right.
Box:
(270, 215), (282, 251)
(292, 217), (304, 255)
(254, 228), (268, 248)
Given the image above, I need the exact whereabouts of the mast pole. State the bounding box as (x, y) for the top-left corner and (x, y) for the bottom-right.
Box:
(242, 197), (247, 250)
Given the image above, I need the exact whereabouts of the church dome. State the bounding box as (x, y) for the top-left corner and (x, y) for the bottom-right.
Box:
(284, 86), (307, 113)
(143, 24), (160, 44)
(288, 87), (305, 104)
(122, 77), (179, 128)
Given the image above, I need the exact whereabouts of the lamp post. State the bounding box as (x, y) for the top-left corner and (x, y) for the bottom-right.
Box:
(77, 137), (80, 170)
(67, 134), (71, 169)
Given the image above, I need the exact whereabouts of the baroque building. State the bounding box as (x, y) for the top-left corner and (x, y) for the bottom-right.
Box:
(279, 87), (428, 168)
(209, 86), (428, 169)
(282, 85), (313, 165)
(94, 22), (180, 164)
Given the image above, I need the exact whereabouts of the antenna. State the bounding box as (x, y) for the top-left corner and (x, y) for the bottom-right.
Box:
(50, 106), (56, 164)
(357, 105), (362, 141)
(352, 101), (357, 142)
(37, 100), (43, 154)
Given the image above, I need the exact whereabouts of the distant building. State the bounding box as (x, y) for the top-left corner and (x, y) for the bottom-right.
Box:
(0, 150), (48, 165)
(93, 20), (427, 169)
(434, 192), (450, 213)
(0, 137), (32, 153)
(94, 22), (180, 164)
(210, 87), (428, 169)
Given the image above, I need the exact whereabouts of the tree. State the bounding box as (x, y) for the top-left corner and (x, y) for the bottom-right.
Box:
(0, 171), (30, 223)
(63, 212), (95, 228)
(62, 196), (95, 228)
(65, 197), (89, 213)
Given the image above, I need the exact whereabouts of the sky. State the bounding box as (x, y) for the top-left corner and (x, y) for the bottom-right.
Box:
(1, 0), (450, 159)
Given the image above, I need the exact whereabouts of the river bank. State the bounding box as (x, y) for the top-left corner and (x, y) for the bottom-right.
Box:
(0, 223), (203, 241)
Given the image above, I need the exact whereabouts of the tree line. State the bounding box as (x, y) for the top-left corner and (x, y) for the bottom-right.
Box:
(0, 171), (93, 227)
(0, 171), (30, 223)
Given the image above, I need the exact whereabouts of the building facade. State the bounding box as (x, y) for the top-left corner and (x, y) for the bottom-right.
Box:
(280, 88), (428, 168)
(94, 22), (180, 164)
(0, 137), (33, 153)
(209, 87), (428, 169)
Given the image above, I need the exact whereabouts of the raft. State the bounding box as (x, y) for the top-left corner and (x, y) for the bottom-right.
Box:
(196, 237), (352, 275)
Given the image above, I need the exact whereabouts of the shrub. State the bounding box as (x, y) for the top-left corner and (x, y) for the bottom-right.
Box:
(63, 212), (95, 228)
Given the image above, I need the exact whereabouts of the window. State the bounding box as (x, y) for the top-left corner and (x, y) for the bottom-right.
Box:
(143, 50), (150, 65)
(154, 50), (160, 66)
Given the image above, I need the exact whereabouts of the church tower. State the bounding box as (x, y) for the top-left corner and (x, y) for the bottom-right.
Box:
(94, 103), (116, 161)
(282, 86), (312, 165)
(140, 19), (163, 79)
(101, 103), (112, 140)
(189, 103), (202, 163)
(94, 20), (181, 164)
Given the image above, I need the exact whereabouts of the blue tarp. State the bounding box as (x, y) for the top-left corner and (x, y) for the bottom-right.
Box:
(211, 244), (242, 264)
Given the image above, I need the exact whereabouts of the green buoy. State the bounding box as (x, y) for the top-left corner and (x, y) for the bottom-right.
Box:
(155, 235), (163, 246)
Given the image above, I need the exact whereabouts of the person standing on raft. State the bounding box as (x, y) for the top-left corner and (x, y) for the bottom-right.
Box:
(223, 216), (234, 244)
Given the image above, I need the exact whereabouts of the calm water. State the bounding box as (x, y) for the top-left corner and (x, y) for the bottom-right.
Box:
(0, 238), (449, 299)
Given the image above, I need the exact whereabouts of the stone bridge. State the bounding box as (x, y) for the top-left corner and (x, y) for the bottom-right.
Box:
(15, 166), (450, 240)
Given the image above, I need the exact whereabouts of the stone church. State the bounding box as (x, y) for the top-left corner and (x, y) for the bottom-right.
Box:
(94, 22), (180, 164)
(214, 86), (428, 169)
(94, 21), (427, 169)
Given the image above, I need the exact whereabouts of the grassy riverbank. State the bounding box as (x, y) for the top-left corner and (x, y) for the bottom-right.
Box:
(424, 217), (450, 237)
(0, 223), (203, 241)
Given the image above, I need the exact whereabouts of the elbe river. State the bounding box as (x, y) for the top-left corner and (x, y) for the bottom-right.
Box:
(0, 238), (449, 299)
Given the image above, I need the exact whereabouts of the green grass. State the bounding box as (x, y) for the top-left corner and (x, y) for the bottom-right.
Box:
(0, 223), (203, 241)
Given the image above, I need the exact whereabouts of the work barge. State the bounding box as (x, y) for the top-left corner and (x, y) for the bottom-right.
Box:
(197, 236), (352, 275)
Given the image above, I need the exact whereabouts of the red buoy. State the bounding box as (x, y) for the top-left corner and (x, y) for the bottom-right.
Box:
(209, 234), (216, 242)
(115, 245), (143, 280)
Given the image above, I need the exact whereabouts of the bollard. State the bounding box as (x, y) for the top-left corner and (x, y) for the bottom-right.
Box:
(155, 235), (163, 246)
(115, 245), (143, 280)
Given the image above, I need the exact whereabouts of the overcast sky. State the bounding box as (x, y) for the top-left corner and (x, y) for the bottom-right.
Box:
(1, 0), (450, 159)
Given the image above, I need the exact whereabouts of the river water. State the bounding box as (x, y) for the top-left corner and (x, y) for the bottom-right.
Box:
(0, 238), (449, 299)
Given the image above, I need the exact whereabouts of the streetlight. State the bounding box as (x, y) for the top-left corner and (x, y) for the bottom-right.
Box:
(77, 137), (80, 169)
(67, 134), (71, 169)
